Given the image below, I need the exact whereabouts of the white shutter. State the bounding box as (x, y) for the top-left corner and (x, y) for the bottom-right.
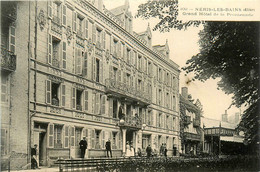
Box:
(61, 84), (66, 107)
(102, 130), (105, 149)
(64, 125), (69, 148)
(85, 20), (88, 39)
(93, 58), (96, 81)
(70, 126), (75, 146)
(96, 93), (100, 114)
(46, 80), (51, 104)
(72, 87), (76, 109)
(47, 34), (52, 64)
(83, 52), (88, 77)
(84, 90), (89, 112)
(92, 24), (96, 43)
(48, 1), (53, 19)
(62, 41), (66, 69)
(103, 31), (106, 49)
(109, 98), (113, 118)
(73, 11), (77, 32)
(92, 92), (95, 113)
(101, 95), (106, 115)
(48, 123), (54, 148)
(75, 49), (82, 75)
(9, 25), (15, 53)
(62, 5), (66, 26)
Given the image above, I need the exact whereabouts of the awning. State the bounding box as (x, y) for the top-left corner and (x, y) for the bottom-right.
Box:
(220, 136), (244, 143)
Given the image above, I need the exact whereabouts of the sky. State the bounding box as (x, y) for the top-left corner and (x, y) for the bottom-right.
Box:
(103, 0), (241, 120)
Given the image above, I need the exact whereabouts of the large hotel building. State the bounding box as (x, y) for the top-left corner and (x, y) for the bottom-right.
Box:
(1, 0), (180, 169)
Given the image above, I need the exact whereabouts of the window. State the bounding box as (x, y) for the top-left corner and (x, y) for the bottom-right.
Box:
(126, 48), (131, 63)
(46, 80), (65, 107)
(113, 39), (118, 56)
(95, 130), (101, 149)
(166, 115), (169, 129)
(52, 2), (61, 24)
(138, 55), (142, 71)
(76, 16), (84, 37)
(173, 117), (176, 130)
(159, 113), (162, 128)
(75, 128), (82, 147)
(148, 110), (152, 125)
(166, 136), (169, 148)
(139, 108), (142, 119)
(158, 68), (162, 82)
(112, 132), (117, 149)
(166, 93), (169, 108)
(113, 67), (117, 81)
(1, 129), (8, 155)
(52, 39), (60, 68)
(172, 96), (176, 110)
(76, 89), (83, 111)
(126, 73), (131, 86)
(138, 79), (142, 91)
(54, 125), (63, 148)
(148, 61), (152, 75)
(113, 100), (117, 118)
(158, 135), (162, 148)
(75, 48), (84, 75)
(158, 89), (162, 105)
(96, 29), (102, 45)
(51, 82), (60, 106)
(48, 35), (66, 69)
(1, 74), (7, 103)
(96, 58), (100, 82)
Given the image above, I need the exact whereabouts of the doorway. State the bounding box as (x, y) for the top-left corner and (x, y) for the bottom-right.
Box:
(126, 130), (133, 143)
(39, 132), (47, 166)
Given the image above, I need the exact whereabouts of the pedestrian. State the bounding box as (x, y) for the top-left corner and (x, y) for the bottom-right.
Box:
(79, 137), (88, 158)
(160, 143), (164, 156)
(137, 148), (142, 157)
(126, 141), (130, 157)
(130, 141), (135, 156)
(105, 139), (112, 158)
(31, 144), (40, 169)
(164, 144), (168, 158)
(146, 145), (152, 158)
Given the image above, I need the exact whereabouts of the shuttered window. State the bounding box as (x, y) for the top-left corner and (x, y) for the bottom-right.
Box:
(95, 93), (100, 114)
(48, 1), (53, 19)
(70, 126), (75, 146)
(9, 25), (15, 53)
(61, 84), (65, 107)
(83, 52), (88, 77)
(92, 24), (96, 43)
(62, 5), (66, 26)
(84, 90), (88, 112)
(46, 80), (51, 104)
(102, 130), (105, 149)
(75, 48), (82, 75)
(47, 34), (52, 64)
(64, 125), (69, 148)
(62, 41), (66, 69)
(85, 20), (88, 39)
(73, 11), (77, 32)
(72, 87), (76, 109)
(48, 123), (54, 148)
(101, 95), (106, 115)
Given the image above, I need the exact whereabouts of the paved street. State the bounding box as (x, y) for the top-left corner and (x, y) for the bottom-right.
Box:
(2, 167), (59, 172)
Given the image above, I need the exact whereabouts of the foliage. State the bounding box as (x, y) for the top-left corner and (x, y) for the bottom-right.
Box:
(182, 22), (259, 147)
(136, 0), (202, 32)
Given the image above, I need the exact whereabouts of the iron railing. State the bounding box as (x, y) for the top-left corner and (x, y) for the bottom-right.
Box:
(1, 47), (16, 71)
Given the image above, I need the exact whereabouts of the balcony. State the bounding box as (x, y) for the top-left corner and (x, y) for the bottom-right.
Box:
(118, 115), (142, 130)
(51, 16), (62, 35)
(184, 116), (192, 125)
(105, 78), (152, 105)
(193, 119), (200, 127)
(52, 58), (60, 68)
(1, 2), (17, 23)
(76, 105), (82, 111)
(184, 132), (201, 141)
(1, 47), (16, 72)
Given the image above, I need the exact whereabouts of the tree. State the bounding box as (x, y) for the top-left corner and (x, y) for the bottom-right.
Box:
(137, 2), (259, 152)
(182, 22), (259, 150)
(136, 0), (201, 32)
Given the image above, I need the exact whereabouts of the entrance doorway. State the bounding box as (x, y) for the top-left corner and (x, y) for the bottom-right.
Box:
(33, 122), (47, 166)
(126, 130), (133, 143)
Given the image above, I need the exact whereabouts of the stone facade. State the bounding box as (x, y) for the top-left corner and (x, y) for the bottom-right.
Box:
(1, 0), (180, 169)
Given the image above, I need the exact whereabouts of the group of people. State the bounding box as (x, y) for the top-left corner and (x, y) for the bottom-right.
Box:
(125, 141), (135, 157)
(160, 143), (168, 157)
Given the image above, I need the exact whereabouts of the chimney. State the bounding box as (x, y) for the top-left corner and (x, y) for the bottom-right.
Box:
(222, 110), (228, 122)
(181, 87), (188, 99)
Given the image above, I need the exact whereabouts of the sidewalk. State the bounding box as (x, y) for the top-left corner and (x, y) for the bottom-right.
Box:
(3, 167), (59, 172)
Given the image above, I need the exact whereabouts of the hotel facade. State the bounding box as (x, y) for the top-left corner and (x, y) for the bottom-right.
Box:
(1, 0), (180, 169)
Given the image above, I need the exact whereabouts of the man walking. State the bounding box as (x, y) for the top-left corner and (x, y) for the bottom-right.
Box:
(79, 137), (88, 158)
(105, 139), (112, 158)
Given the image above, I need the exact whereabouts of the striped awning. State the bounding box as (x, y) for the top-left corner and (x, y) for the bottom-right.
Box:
(220, 136), (244, 143)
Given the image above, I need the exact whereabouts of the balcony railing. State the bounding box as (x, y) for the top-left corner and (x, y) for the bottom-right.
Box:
(118, 115), (142, 129)
(52, 58), (60, 68)
(51, 98), (59, 106)
(193, 119), (200, 127)
(76, 105), (82, 111)
(184, 116), (192, 125)
(52, 15), (61, 25)
(105, 79), (152, 105)
(51, 16), (62, 35)
(1, 47), (16, 72)
(184, 132), (201, 141)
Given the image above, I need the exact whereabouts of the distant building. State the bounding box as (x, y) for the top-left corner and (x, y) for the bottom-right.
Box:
(221, 110), (228, 122)
(228, 112), (240, 124)
(180, 87), (203, 155)
(202, 117), (245, 155)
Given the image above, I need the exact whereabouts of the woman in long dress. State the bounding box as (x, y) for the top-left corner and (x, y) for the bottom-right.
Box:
(126, 141), (130, 157)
